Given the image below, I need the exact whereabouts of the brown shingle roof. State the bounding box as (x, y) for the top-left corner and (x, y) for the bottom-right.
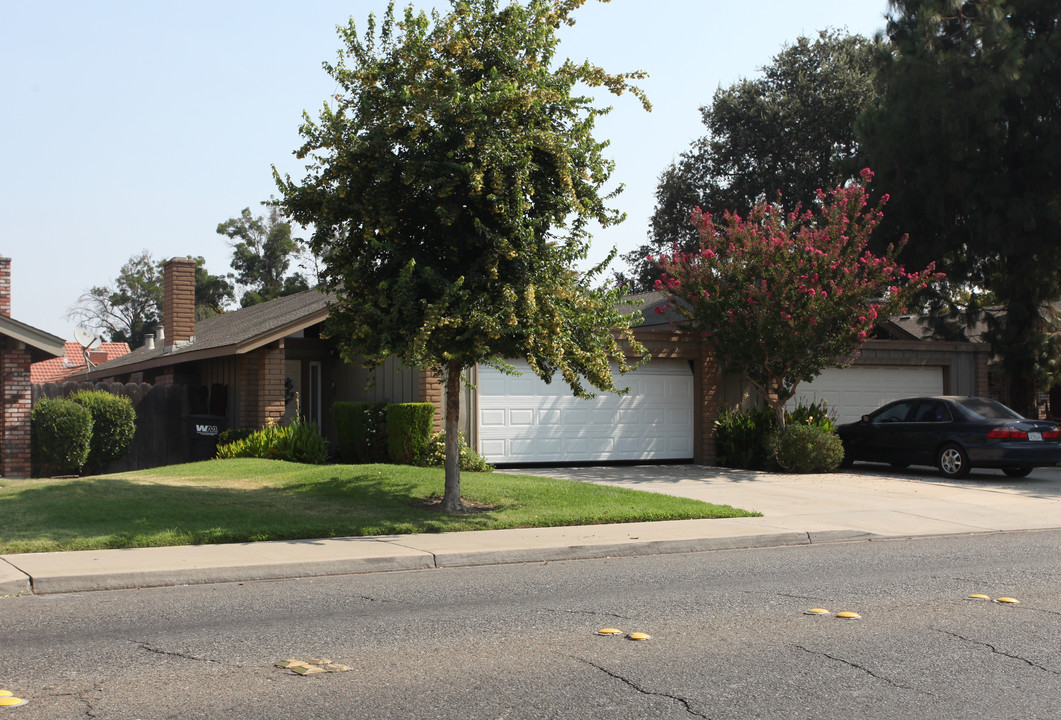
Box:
(85, 289), (332, 379)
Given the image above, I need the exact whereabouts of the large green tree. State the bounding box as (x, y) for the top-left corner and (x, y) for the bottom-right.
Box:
(276, 0), (649, 511)
(859, 0), (1061, 416)
(68, 252), (234, 347)
(217, 204), (311, 307)
(619, 30), (880, 291)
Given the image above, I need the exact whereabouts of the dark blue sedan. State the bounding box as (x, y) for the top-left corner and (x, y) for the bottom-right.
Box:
(836, 396), (1061, 478)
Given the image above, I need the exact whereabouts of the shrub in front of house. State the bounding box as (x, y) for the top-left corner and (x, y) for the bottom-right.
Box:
(215, 418), (329, 464)
(715, 400), (836, 470)
(69, 390), (136, 472)
(418, 431), (493, 472)
(333, 401), (389, 463)
(714, 405), (778, 470)
(218, 427), (256, 446)
(768, 424), (845, 473)
(386, 403), (435, 465)
(31, 397), (93, 476)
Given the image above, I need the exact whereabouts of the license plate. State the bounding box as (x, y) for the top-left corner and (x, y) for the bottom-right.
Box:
(1029, 432), (1043, 442)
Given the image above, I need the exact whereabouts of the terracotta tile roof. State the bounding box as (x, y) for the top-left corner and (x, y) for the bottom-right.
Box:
(31, 341), (131, 384)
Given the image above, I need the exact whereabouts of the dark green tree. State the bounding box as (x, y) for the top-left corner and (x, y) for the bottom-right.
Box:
(193, 257), (236, 320)
(859, 0), (1061, 415)
(217, 204), (310, 307)
(276, 0), (649, 512)
(619, 30), (880, 291)
(68, 253), (234, 347)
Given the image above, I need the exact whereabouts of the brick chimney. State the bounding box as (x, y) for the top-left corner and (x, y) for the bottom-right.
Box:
(0, 255), (11, 317)
(163, 257), (197, 351)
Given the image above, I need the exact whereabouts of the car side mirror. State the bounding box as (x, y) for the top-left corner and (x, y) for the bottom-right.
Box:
(861, 414), (870, 424)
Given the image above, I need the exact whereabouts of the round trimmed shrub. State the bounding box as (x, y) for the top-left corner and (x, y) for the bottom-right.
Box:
(31, 398), (93, 476)
(70, 390), (137, 471)
(768, 424), (844, 473)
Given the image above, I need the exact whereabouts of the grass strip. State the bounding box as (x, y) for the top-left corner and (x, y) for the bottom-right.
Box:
(0, 458), (758, 554)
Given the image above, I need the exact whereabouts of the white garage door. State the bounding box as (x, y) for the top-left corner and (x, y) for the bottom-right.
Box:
(788, 365), (944, 424)
(478, 359), (695, 464)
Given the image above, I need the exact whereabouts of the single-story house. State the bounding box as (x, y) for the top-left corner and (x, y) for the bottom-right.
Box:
(0, 256), (66, 477)
(84, 257), (990, 467)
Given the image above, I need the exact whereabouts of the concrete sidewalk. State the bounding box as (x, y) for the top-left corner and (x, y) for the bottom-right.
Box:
(4, 463), (1061, 596)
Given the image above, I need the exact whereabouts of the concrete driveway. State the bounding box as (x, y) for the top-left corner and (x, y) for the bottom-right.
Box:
(509, 463), (1061, 539)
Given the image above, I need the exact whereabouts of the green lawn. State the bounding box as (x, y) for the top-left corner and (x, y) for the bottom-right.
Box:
(0, 459), (758, 554)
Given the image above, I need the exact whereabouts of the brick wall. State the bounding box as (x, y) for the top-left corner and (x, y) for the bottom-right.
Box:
(1, 341), (32, 477)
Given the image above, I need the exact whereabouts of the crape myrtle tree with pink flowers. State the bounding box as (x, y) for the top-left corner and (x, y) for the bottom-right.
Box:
(653, 169), (940, 429)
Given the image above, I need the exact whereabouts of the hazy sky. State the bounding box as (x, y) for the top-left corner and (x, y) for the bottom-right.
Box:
(3, 0), (890, 341)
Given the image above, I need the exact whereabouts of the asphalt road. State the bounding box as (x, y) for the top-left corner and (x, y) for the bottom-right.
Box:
(3, 530), (1061, 719)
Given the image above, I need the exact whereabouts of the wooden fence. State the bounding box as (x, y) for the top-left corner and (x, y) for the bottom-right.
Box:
(31, 381), (227, 473)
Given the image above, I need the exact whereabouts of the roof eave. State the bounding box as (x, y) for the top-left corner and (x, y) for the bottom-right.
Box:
(84, 307), (332, 381)
(0, 316), (65, 357)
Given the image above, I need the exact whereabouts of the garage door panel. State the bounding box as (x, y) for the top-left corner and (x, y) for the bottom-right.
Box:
(478, 359), (694, 464)
(789, 366), (943, 424)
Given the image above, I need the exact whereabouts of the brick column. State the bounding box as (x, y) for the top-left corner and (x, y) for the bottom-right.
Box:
(259, 341), (286, 426)
(2, 342), (32, 477)
(239, 341), (286, 428)
(417, 368), (445, 432)
(696, 350), (722, 465)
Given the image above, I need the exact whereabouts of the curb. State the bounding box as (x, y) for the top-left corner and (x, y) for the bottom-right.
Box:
(0, 528), (881, 596)
(0, 558), (31, 596)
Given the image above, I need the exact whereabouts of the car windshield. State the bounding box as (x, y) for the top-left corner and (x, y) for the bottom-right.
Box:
(957, 397), (1023, 421)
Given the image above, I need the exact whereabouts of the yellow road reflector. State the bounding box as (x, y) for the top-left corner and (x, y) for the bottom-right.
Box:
(275, 658), (349, 675)
(967, 594), (991, 599)
(804, 608), (831, 615)
(0, 691), (11, 698)
(995, 597), (1020, 604)
(836, 612), (861, 619)
(0, 697), (26, 708)
(596, 628), (622, 636)
(627, 632), (651, 641)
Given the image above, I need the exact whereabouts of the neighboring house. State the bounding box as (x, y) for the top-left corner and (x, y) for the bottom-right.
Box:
(85, 259), (990, 468)
(31, 341), (131, 384)
(0, 256), (65, 477)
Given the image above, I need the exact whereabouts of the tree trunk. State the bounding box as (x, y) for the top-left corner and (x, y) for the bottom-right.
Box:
(440, 359), (466, 513)
(1002, 296), (1042, 418)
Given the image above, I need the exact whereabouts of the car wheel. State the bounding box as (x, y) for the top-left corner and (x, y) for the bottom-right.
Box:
(937, 443), (971, 478)
(1003, 467), (1032, 478)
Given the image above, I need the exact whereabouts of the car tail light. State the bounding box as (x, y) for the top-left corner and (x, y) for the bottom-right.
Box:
(1045, 428), (1061, 440)
(987, 426), (1028, 439)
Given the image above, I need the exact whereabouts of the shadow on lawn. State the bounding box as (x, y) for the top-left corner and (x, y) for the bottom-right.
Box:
(0, 471), (499, 553)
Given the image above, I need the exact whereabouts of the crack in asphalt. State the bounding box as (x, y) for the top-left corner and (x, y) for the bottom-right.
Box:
(793, 645), (916, 690)
(40, 685), (100, 718)
(574, 657), (711, 719)
(741, 591), (828, 602)
(132, 640), (222, 664)
(550, 608), (635, 620)
(935, 629), (1061, 674)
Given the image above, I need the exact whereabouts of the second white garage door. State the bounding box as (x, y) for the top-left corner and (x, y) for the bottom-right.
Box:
(478, 359), (695, 464)
(788, 365), (944, 424)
